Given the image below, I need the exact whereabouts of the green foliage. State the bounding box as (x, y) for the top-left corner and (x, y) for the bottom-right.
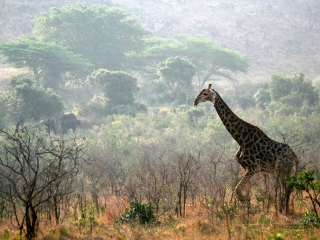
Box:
(0, 96), (10, 128)
(266, 233), (285, 240)
(6, 75), (34, 88)
(74, 94), (110, 119)
(142, 37), (249, 88)
(254, 84), (271, 109)
(114, 201), (157, 225)
(87, 69), (138, 108)
(269, 72), (318, 104)
(135, 102), (148, 113)
(299, 213), (320, 228)
(167, 214), (175, 229)
(1, 75), (64, 122)
(287, 169), (320, 191)
(177, 105), (205, 125)
(270, 73), (318, 112)
(157, 56), (195, 103)
(223, 81), (258, 109)
(186, 107), (205, 118)
(33, 4), (149, 70)
(0, 36), (91, 89)
(287, 169), (320, 217)
(137, 81), (173, 106)
(236, 94), (256, 109)
(143, 38), (182, 62)
(111, 104), (137, 117)
(2, 229), (9, 239)
(75, 201), (97, 234)
(254, 72), (319, 116)
(178, 37), (250, 88)
(202, 197), (237, 222)
(313, 76), (320, 89)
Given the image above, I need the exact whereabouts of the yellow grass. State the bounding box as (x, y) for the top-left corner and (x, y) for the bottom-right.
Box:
(1, 196), (320, 240)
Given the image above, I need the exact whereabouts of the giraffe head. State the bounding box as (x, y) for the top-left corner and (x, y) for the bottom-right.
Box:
(194, 84), (217, 106)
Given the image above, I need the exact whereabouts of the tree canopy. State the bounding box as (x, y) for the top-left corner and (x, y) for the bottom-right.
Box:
(0, 36), (91, 89)
(254, 72), (319, 116)
(87, 69), (138, 110)
(157, 56), (196, 103)
(269, 72), (318, 105)
(1, 75), (64, 122)
(33, 4), (150, 70)
(141, 37), (250, 89)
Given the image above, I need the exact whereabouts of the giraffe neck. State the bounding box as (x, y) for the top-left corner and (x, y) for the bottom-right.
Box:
(212, 92), (260, 146)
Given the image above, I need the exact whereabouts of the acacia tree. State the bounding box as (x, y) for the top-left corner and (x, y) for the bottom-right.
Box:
(0, 36), (91, 89)
(33, 4), (149, 71)
(182, 37), (249, 89)
(86, 69), (138, 113)
(0, 125), (87, 240)
(157, 56), (196, 103)
(141, 37), (249, 89)
(140, 38), (183, 77)
(1, 75), (64, 123)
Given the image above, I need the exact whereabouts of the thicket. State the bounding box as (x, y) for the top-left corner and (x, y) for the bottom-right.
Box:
(1, 96), (320, 238)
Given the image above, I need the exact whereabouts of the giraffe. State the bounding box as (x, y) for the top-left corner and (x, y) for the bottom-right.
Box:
(194, 84), (297, 212)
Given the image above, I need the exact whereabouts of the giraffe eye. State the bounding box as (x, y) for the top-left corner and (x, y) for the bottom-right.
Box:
(203, 93), (208, 96)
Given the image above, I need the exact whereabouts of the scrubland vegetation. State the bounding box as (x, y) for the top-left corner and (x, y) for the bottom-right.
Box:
(1, 1), (320, 239)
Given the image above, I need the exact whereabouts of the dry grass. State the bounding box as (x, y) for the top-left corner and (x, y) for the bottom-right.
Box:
(1, 197), (320, 240)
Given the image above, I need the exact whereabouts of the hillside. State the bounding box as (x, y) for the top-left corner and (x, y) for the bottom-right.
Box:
(1, 0), (319, 82)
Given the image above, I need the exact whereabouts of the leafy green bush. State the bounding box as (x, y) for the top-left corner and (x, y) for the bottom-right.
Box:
(299, 213), (320, 228)
(87, 69), (138, 108)
(114, 201), (156, 224)
(157, 56), (196, 103)
(2, 75), (64, 122)
(74, 94), (110, 118)
(287, 169), (320, 218)
(256, 72), (319, 116)
(138, 81), (173, 106)
(111, 104), (137, 117)
(266, 233), (285, 240)
(135, 102), (148, 113)
(186, 107), (205, 118)
(2, 229), (9, 239)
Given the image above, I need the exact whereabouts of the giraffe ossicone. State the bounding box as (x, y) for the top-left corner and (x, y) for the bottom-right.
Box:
(194, 84), (297, 200)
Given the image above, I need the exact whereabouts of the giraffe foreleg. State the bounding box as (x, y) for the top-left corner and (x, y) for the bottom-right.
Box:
(236, 147), (242, 160)
(235, 170), (254, 197)
(235, 147), (248, 169)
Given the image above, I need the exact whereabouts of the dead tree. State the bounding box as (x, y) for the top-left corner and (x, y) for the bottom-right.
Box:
(0, 124), (87, 239)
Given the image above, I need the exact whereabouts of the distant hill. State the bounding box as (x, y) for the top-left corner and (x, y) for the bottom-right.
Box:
(1, 0), (319, 82)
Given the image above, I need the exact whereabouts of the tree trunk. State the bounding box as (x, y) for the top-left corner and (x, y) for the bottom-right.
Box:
(176, 183), (183, 217)
(25, 203), (37, 240)
(53, 196), (60, 225)
(183, 184), (187, 217)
